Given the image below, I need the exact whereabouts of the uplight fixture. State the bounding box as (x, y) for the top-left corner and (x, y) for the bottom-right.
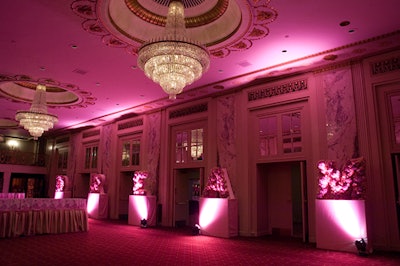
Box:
(140, 218), (148, 228)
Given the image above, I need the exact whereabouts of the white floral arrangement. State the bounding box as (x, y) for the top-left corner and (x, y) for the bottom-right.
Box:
(317, 157), (366, 200)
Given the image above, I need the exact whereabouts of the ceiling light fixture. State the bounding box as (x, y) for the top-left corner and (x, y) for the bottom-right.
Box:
(137, 1), (210, 100)
(15, 84), (58, 140)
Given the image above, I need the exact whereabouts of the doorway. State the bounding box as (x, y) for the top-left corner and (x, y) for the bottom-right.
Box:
(119, 171), (134, 220)
(174, 168), (203, 227)
(0, 172), (3, 192)
(74, 173), (90, 198)
(9, 173), (45, 198)
(257, 161), (308, 240)
(392, 154), (400, 237)
(376, 84), (400, 245)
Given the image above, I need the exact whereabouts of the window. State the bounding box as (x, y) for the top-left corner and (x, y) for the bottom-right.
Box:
(121, 137), (141, 167)
(131, 139), (140, 165)
(57, 148), (68, 170)
(175, 127), (204, 164)
(191, 128), (203, 161)
(259, 111), (303, 157)
(282, 112), (302, 153)
(175, 131), (188, 163)
(122, 142), (130, 166)
(84, 143), (98, 170)
(259, 116), (278, 156)
(390, 94), (400, 145)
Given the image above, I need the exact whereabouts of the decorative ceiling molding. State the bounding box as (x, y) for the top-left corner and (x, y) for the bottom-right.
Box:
(247, 79), (308, 102)
(0, 74), (97, 109)
(71, 0), (278, 58)
(124, 0), (229, 27)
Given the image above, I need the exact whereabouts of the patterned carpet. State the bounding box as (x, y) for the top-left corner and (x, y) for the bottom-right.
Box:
(0, 218), (399, 266)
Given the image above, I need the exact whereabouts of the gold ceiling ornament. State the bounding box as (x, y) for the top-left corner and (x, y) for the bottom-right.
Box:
(15, 84), (58, 140)
(137, 1), (210, 100)
(124, 0), (229, 28)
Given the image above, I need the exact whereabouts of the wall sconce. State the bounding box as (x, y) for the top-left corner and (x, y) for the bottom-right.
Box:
(7, 139), (19, 150)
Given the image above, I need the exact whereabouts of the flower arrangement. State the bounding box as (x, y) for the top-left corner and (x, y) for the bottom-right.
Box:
(132, 171), (148, 195)
(55, 175), (65, 192)
(317, 157), (366, 200)
(203, 167), (229, 198)
(90, 174), (105, 193)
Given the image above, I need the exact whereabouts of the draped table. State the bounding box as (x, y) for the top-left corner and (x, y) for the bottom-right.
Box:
(0, 193), (25, 199)
(0, 198), (88, 238)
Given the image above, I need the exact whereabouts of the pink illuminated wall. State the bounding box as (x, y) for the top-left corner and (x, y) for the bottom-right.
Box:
(87, 193), (108, 219)
(199, 198), (238, 238)
(131, 195), (149, 219)
(128, 195), (157, 226)
(316, 199), (367, 252)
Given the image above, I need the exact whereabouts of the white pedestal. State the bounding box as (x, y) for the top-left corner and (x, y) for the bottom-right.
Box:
(199, 198), (238, 238)
(87, 193), (108, 219)
(316, 199), (367, 253)
(128, 195), (157, 226)
(54, 191), (72, 199)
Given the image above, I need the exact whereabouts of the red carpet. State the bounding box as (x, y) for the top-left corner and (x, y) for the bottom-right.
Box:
(0, 218), (399, 266)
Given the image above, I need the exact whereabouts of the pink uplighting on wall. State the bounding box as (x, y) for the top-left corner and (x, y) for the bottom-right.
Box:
(329, 200), (367, 239)
(54, 192), (63, 199)
(128, 195), (157, 226)
(198, 168), (238, 238)
(316, 158), (368, 252)
(87, 195), (98, 214)
(199, 198), (238, 238)
(316, 199), (367, 252)
(199, 198), (223, 227)
(132, 195), (149, 219)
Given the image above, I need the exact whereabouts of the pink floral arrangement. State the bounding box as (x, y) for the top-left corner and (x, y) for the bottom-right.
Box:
(55, 175), (65, 192)
(203, 167), (229, 198)
(132, 171), (148, 195)
(317, 157), (366, 200)
(90, 174), (105, 193)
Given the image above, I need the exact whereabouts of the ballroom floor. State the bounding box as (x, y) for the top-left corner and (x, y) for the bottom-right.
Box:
(0, 218), (399, 266)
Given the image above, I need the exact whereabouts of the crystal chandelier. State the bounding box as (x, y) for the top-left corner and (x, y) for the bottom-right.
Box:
(137, 1), (210, 100)
(15, 84), (58, 140)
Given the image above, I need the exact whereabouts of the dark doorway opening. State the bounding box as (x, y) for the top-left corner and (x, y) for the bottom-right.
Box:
(9, 173), (45, 198)
(119, 171), (134, 220)
(174, 168), (203, 228)
(257, 161), (308, 241)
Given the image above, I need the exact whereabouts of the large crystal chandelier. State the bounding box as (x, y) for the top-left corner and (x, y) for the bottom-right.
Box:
(137, 1), (210, 100)
(15, 84), (58, 140)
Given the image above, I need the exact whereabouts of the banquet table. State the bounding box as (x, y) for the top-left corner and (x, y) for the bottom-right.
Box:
(0, 193), (25, 199)
(0, 198), (88, 238)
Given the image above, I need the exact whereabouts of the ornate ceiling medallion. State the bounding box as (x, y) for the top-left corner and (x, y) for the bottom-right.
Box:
(0, 74), (96, 109)
(124, 0), (229, 27)
(71, 0), (278, 58)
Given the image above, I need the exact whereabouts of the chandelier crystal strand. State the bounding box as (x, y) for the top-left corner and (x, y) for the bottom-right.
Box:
(137, 1), (210, 100)
(15, 84), (58, 140)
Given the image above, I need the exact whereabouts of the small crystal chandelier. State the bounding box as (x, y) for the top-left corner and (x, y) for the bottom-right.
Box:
(137, 1), (210, 100)
(15, 84), (58, 140)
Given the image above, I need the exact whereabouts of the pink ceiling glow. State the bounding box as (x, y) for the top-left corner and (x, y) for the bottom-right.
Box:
(0, 0), (399, 139)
